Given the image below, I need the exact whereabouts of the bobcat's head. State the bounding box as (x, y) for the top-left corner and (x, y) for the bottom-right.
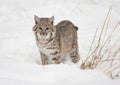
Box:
(33, 15), (56, 43)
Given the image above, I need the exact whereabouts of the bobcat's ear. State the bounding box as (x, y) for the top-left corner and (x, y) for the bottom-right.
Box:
(49, 16), (54, 24)
(34, 15), (40, 24)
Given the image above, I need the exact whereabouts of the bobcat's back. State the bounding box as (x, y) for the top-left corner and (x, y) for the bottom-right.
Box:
(55, 20), (78, 55)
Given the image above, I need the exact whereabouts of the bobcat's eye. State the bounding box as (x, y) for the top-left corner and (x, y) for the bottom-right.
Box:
(39, 27), (42, 30)
(46, 27), (49, 30)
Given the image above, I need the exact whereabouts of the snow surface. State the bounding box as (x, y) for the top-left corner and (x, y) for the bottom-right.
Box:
(0, 0), (120, 85)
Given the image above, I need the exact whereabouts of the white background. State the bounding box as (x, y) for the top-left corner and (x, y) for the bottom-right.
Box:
(0, 0), (120, 85)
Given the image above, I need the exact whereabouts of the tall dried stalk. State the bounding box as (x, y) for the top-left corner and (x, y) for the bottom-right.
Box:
(81, 6), (112, 69)
(80, 6), (120, 79)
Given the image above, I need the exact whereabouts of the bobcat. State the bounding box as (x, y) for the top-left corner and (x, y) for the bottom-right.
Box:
(33, 15), (80, 65)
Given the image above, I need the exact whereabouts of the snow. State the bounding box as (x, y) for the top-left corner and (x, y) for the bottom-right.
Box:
(0, 0), (120, 85)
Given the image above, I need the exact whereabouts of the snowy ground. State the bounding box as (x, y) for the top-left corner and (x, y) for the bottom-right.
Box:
(0, 0), (120, 85)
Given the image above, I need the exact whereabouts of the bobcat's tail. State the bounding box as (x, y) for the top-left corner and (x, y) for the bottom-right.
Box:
(75, 26), (78, 31)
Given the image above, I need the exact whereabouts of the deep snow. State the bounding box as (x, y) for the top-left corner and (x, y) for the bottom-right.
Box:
(0, 0), (120, 85)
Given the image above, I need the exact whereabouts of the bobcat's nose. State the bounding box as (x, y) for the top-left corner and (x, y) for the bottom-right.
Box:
(41, 32), (47, 36)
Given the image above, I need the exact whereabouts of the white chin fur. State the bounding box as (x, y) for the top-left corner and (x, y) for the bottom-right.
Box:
(37, 31), (55, 41)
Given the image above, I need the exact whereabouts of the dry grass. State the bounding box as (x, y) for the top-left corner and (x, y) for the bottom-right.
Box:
(80, 6), (120, 79)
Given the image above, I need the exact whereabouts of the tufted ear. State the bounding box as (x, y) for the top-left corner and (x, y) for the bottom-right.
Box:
(34, 15), (40, 24)
(49, 16), (54, 24)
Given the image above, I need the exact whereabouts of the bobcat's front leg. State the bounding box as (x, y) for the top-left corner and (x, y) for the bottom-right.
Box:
(40, 52), (48, 65)
(52, 56), (61, 64)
